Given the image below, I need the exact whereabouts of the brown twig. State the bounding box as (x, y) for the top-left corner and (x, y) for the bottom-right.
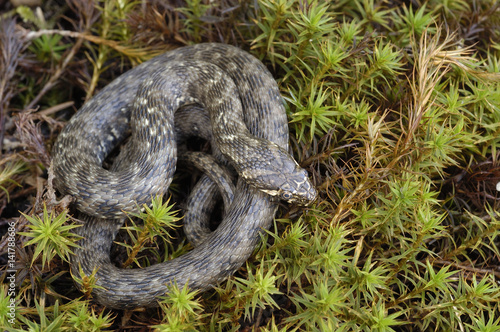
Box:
(0, 19), (25, 154)
(25, 37), (84, 111)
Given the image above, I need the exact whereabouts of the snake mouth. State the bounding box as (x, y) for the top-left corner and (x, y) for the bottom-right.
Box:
(289, 176), (318, 205)
(260, 184), (317, 206)
(290, 190), (318, 206)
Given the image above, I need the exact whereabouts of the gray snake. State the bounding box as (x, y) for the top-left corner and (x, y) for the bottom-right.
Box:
(51, 43), (316, 309)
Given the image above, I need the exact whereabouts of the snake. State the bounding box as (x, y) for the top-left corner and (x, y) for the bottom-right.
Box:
(51, 43), (317, 309)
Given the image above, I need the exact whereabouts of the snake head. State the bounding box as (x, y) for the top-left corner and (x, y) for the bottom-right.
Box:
(260, 165), (317, 206)
(238, 141), (317, 205)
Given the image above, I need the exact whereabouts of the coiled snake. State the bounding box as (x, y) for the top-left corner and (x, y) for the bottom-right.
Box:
(51, 43), (316, 309)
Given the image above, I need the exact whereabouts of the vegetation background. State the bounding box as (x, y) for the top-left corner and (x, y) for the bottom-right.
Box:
(0, 0), (499, 331)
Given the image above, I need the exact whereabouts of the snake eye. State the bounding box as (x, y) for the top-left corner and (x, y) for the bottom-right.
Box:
(280, 191), (293, 201)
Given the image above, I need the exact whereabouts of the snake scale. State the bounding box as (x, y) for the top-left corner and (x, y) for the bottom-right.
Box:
(51, 43), (316, 309)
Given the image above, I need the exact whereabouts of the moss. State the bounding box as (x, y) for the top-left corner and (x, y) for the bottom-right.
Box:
(1, 0), (499, 331)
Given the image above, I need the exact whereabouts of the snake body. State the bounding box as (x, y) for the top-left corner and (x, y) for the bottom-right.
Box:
(52, 43), (316, 309)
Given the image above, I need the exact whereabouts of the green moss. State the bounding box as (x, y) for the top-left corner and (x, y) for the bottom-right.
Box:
(2, 0), (500, 330)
